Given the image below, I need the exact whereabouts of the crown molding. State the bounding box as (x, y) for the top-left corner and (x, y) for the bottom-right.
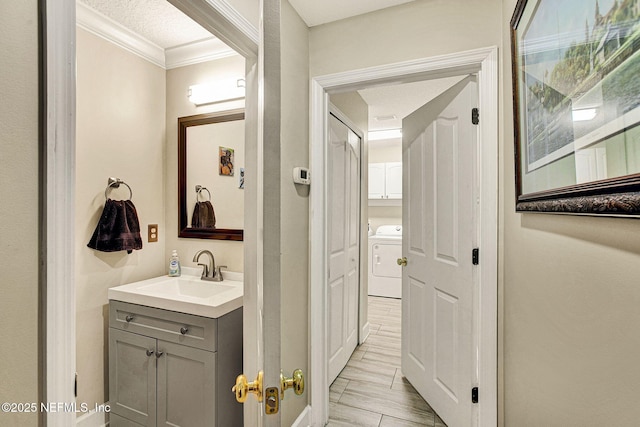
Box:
(76, 1), (239, 70)
(165, 38), (237, 69)
(76, 1), (166, 68)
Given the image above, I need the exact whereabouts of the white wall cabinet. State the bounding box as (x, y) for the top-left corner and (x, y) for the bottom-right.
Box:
(108, 301), (242, 427)
(368, 162), (402, 204)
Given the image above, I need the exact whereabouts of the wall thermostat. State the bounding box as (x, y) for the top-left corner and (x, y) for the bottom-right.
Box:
(293, 167), (310, 185)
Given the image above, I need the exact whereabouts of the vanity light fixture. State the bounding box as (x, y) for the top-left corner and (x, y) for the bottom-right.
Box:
(188, 78), (245, 106)
(368, 128), (402, 141)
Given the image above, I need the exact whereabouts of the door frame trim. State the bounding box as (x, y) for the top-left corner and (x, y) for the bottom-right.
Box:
(309, 46), (499, 426)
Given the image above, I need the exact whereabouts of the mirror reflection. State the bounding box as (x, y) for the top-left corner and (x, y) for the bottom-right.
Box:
(178, 109), (245, 240)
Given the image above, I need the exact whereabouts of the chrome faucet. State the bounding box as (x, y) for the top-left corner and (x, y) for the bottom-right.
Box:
(193, 250), (217, 281)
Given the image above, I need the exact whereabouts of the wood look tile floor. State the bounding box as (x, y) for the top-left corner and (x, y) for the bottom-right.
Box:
(328, 296), (447, 427)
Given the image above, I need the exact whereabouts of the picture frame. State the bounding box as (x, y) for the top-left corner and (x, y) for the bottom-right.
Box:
(219, 146), (235, 176)
(511, 0), (640, 216)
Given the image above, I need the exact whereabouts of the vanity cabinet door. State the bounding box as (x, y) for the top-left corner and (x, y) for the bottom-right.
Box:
(156, 340), (216, 427)
(109, 329), (157, 427)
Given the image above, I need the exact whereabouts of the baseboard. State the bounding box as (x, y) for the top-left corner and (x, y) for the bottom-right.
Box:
(360, 321), (370, 344)
(291, 405), (312, 427)
(76, 405), (109, 427)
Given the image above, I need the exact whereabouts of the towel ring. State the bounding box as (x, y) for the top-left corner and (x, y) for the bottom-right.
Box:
(105, 177), (133, 200)
(195, 185), (211, 201)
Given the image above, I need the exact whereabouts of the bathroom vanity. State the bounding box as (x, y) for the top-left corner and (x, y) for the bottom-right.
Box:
(107, 271), (243, 427)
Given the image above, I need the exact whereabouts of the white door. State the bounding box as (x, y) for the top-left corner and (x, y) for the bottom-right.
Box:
(328, 112), (361, 384)
(401, 76), (478, 427)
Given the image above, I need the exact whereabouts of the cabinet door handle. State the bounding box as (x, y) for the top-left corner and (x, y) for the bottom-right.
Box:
(180, 327), (189, 335)
(146, 349), (154, 357)
(156, 351), (164, 358)
(125, 315), (134, 322)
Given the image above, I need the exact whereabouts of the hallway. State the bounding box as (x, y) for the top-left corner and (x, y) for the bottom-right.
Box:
(328, 296), (447, 426)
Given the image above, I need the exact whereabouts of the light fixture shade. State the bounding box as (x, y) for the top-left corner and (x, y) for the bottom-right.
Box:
(188, 77), (245, 106)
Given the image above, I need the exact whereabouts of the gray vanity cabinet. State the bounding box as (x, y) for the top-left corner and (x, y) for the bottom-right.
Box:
(109, 300), (242, 427)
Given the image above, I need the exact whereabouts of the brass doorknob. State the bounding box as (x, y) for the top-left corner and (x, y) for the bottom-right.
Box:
(232, 371), (263, 403)
(280, 369), (305, 399)
(397, 257), (407, 266)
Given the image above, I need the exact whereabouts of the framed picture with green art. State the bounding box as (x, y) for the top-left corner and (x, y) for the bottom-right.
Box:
(511, 0), (640, 216)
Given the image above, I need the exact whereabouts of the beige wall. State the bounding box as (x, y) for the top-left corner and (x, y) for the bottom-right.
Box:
(0, 1), (39, 426)
(314, 0), (640, 424)
(501, 0), (640, 425)
(280, 1), (311, 424)
(76, 30), (248, 407)
(75, 28), (167, 406)
(309, 0), (501, 77)
(165, 55), (246, 273)
(369, 140), (401, 163)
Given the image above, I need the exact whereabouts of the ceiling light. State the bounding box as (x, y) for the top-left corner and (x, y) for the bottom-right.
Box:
(374, 114), (397, 121)
(368, 129), (402, 141)
(188, 78), (245, 106)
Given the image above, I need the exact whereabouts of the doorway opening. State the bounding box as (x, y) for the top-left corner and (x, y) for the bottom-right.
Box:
(327, 74), (470, 426)
(310, 47), (498, 427)
(44, 1), (261, 425)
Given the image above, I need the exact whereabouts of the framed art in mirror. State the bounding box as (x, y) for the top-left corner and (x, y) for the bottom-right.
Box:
(511, 0), (640, 216)
(178, 109), (245, 240)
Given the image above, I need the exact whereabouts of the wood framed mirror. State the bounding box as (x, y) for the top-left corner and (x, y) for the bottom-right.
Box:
(178, 109), (245, 240)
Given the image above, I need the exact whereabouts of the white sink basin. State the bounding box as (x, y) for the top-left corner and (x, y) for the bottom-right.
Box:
(138, 278), (237, 299)
(108, 269), (243, 318)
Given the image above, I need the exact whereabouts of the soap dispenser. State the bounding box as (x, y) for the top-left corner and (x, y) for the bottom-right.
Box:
(168, 250), (181, 277)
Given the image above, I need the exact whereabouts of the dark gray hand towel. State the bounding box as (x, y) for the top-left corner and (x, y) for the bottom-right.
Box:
(191, 201), (216, 229)
(87, 199), (143, 254)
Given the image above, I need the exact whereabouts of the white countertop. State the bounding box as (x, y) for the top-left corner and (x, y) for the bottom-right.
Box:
(108, 268), (243, 318)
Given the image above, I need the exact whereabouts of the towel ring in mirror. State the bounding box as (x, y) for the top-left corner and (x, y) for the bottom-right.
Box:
(195, 185), (212, 201)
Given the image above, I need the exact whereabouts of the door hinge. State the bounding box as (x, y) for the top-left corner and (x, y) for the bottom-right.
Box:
(472, 387), (479, 403)
(472, 248), (479, 265)
(74, 373), (78, 398)
(472, 108), (479, 125)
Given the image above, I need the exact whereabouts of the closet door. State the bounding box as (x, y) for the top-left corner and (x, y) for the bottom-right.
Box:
(327, 113), (361, 384)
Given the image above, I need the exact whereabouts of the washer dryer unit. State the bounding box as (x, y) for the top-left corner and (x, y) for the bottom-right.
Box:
(368, 225), (402, 299)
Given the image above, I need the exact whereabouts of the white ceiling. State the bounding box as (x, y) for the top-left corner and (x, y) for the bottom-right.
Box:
(358, 76), (466, 132)
(77, 0), (458, 136)
(79, 0), (213, 49)
(78, 0), (418, 48)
